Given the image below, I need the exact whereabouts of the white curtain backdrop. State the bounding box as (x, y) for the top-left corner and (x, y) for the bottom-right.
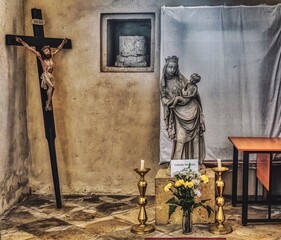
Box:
(160, 5), (281, 164)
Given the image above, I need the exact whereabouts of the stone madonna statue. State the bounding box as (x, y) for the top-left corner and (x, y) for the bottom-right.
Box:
(160, 56), (206, 170)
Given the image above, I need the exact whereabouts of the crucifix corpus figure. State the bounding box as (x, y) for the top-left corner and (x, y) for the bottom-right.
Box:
(16, 37), (67, 111)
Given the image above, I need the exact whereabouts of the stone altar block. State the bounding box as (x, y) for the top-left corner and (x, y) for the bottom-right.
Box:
(155, 168), (216, 225)
(115, 36), (147, 67)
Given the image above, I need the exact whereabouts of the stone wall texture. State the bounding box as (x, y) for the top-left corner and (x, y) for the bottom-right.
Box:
(0, 0), (30, 214)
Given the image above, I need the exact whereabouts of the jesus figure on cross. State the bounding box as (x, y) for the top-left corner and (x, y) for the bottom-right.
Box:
(16, 36), (67, 111)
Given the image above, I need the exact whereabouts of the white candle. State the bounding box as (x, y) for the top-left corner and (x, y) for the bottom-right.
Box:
(140, 159), (145, 170)
(217, 159), (222, 169)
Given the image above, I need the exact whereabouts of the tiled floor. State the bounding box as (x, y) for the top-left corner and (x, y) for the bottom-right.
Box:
(1, 194), (281, 240)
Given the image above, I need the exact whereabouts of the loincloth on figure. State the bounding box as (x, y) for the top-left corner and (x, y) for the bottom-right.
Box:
(40, 72), (55, 90)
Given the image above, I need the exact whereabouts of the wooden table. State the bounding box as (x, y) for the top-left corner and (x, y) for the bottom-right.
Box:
(228, 137), (281, 225)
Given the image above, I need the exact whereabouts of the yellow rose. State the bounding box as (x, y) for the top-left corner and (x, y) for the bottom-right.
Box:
(164, 183), (173, 192)
(184, 181), (194, 188)
(175, 179), (185, 187)
(201, 175), (209, 184)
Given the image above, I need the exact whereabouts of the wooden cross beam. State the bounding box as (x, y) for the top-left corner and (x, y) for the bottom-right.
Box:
(6, 8), (72, 208)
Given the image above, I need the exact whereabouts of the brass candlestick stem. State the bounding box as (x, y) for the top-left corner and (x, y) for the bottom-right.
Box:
(131, 168), (155, 235)
(209, 167), (232, 235)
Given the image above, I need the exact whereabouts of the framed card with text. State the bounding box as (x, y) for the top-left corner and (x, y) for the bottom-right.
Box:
(170, 159), (199, 177)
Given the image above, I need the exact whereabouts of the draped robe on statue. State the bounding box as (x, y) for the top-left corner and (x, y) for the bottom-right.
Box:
(161, 73), (205, 163)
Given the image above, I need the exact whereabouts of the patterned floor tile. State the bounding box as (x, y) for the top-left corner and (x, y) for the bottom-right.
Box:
(1, 195), (281, 240)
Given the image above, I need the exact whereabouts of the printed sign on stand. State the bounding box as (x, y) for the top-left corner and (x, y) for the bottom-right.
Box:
(170, 159), (198, 177)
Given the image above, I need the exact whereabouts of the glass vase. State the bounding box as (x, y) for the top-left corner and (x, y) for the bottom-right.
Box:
(182, 209), (192, 234)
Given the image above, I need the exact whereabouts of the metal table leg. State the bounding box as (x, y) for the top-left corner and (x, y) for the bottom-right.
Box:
(232, 146), (238, 206)
(242, 151), (249, 226)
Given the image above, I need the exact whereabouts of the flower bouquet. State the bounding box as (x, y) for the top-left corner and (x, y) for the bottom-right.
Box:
(164, 167), (213, 234)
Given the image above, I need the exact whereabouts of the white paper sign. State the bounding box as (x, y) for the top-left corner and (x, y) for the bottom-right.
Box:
(170, 159), (199, 177)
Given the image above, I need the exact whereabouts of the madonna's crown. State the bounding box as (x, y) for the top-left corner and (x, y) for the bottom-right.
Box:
(165, 55), (179, 63)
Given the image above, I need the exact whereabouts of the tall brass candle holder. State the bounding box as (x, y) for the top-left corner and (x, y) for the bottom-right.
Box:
(131, 168), (155, 235)
(209, 167), (232, 235)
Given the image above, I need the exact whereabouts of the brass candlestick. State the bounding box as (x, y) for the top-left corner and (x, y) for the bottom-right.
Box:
(209, 167), (232, 235)
(131, 168), (155, 235)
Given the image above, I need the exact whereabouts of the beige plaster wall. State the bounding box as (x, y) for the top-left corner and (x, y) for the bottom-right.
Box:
(25, 0), (162, 196)
(24, 0), (281, 197)
(0, 0), (30, 214)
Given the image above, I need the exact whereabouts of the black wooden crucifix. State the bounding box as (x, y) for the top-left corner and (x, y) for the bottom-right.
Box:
(6, 8), (72, 208)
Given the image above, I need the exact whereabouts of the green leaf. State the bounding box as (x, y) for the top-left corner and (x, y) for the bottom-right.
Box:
(166, 197), (179, 205)
(205, 205), (214, 217)
(201, 198), (211, 203)
(168, 204), (177, 219)
(191, 202), (214, 218)
(193, 202), (203, 209)
(200, 204), (214, 217)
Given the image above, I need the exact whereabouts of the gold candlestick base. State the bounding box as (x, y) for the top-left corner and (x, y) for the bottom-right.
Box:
(131, 223), (155, 235)
(209, 222), (232, 235)
(131, 168), (155, 235)
(209, 167), (232, 235)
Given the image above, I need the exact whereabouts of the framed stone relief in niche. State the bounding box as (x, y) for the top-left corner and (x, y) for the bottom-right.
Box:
(101, 13), (155, 72)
